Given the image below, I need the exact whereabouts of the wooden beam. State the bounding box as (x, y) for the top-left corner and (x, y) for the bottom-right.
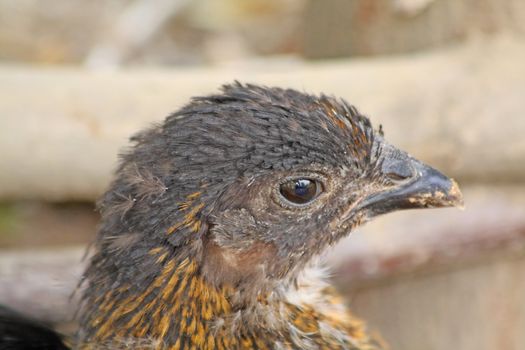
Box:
(1, 186), (524, 324)
(2, 38), (525, 201)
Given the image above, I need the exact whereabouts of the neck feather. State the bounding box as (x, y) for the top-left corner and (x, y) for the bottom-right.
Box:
(78, 245), (377, 349)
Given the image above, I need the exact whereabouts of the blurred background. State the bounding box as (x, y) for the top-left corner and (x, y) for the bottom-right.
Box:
(1, 0), (525, 349)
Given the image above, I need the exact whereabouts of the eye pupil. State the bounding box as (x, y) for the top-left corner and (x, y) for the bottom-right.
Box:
(280, 178), (321, 205)
(294, 179), (310, 196)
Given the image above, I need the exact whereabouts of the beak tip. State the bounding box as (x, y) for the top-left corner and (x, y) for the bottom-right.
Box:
(400, 169), (464, 210)
(447, 178), (465, 210)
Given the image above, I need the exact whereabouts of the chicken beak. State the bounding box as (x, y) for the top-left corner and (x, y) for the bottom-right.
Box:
(359, 160), (464, 218)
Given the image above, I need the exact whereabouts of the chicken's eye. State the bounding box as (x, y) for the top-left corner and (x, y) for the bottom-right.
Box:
(280, 178), (321, 205)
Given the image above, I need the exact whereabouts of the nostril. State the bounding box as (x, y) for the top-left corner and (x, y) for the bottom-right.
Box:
(386, 172), (411, 182)
(382, 159), (415, 183)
